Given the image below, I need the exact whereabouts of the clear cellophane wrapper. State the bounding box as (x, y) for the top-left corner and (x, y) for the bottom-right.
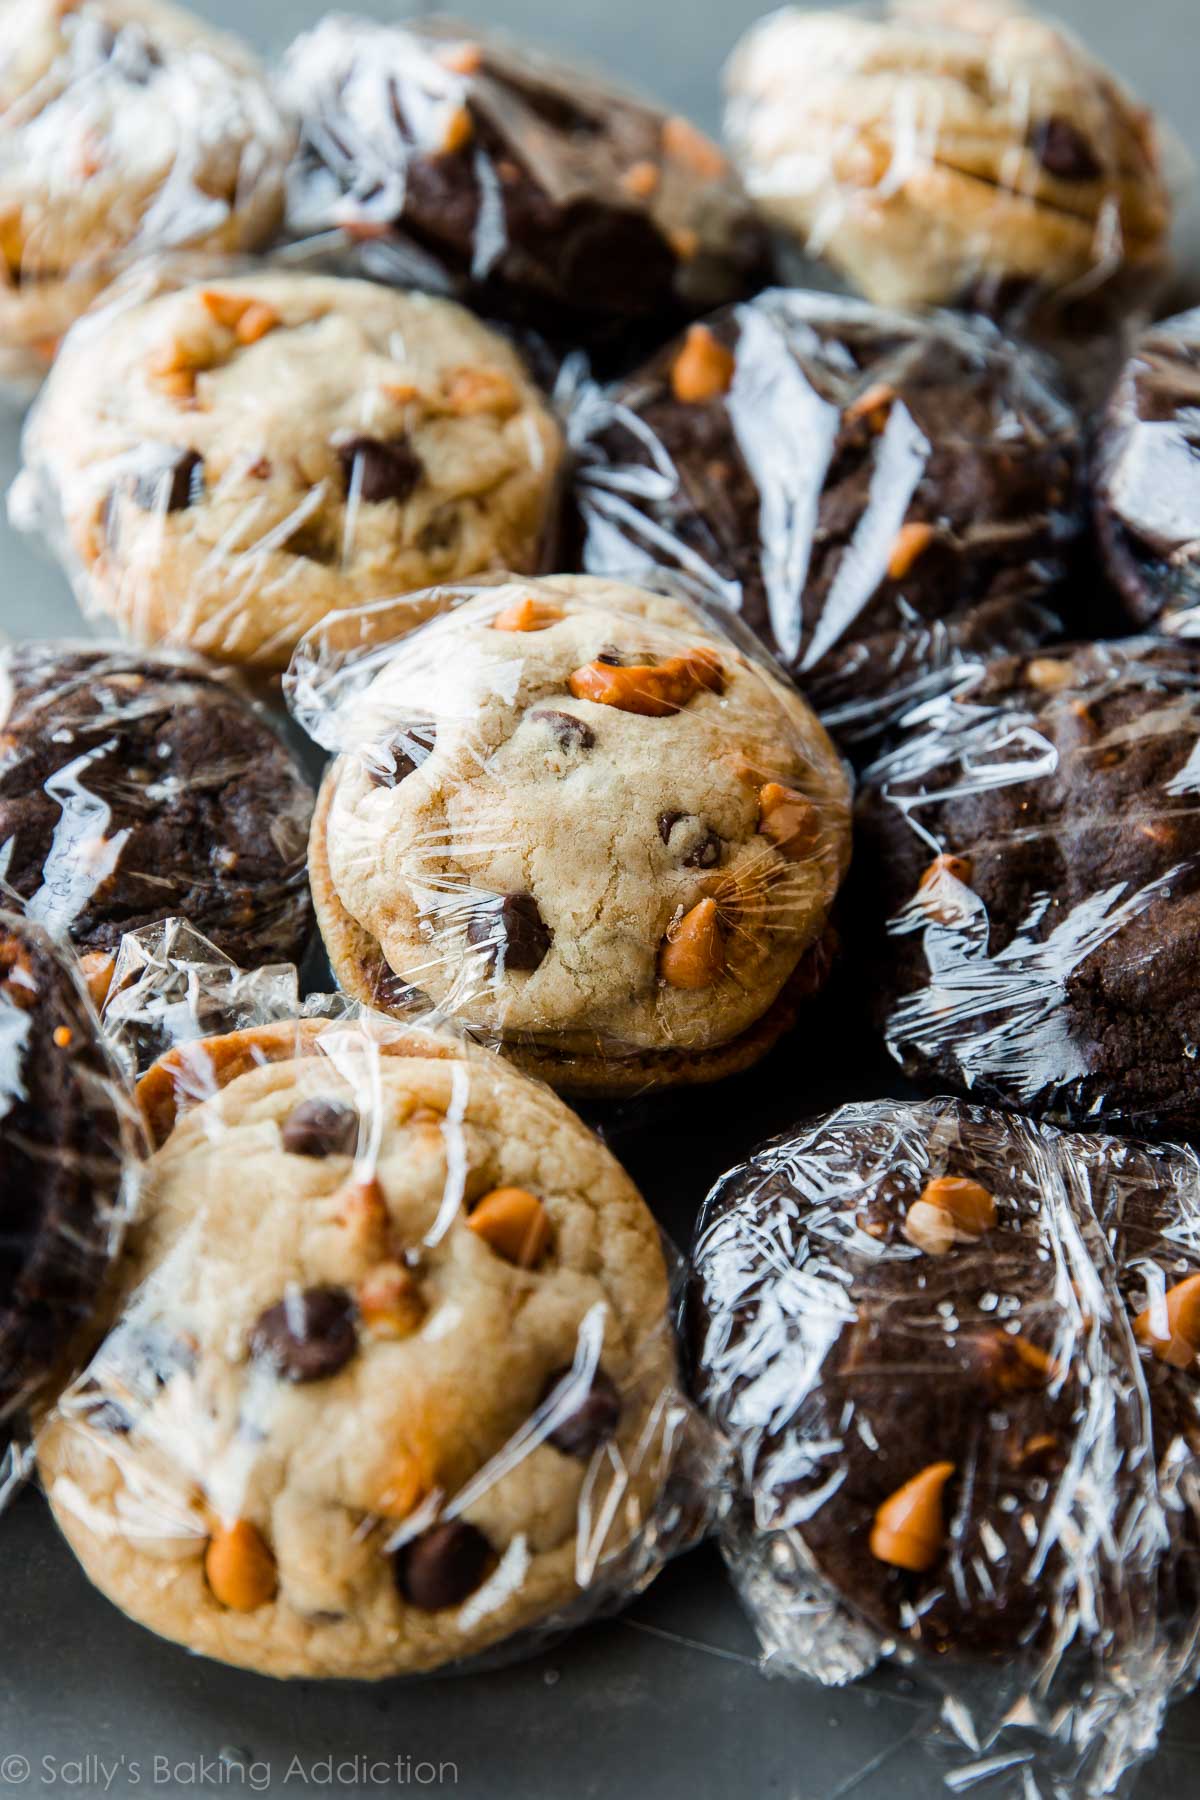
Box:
(35, 928), (724, 1677)
(722, 0), (1190, 405)
(282, 570), (853, 1098)
(275, 13), (768, 362)
(0, 904), (142, 1511)
(0, 0), (293, 399)
(567, 287), (1085, 755)
(689, 1095), (1200, 1795)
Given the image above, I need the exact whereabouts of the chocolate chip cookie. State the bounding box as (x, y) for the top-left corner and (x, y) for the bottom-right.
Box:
(1094, 309), (1200, 635)
(38, 1017), (699, 1677)
(855, 639), (1200, 1135)
(0, 0), (292, 387)
(0, 643), (314, 971)
(572, 290), (1083, 746)
(17, 272), (564, 674)
(279, 16), (768, 357)
(724, 1), (1170, 323)
(296, 574), (852, 1096)
(0, 911), (138, 1469)
(690, 1097), (1187, 1738)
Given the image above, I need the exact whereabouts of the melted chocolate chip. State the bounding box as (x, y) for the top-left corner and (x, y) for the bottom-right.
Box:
(467, 893), (552, 973)
(369, 962), (426, 1011)
(1030, 116), (1102, 182)
(541, 1366), (621, 1457)
(281, 1098), (359, 1158)
(128, 448), (204, 513)
(366, 723), (436, 789)
(594, 646), (623, 666)
(657, 812), (723, 868)
(337, 435), (424, 504)
(530, 709), (596, 751)
(395, 1520), (493, 1611)
(249, 1286), (358, 1383)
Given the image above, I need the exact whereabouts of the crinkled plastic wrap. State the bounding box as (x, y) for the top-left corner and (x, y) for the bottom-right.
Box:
(0, 640), (315, 975)
(284, 571), (853, 1099)
(568, 288), (1084, 750)
(0, 907), (141, 1511)
(1094, 307), (1200, 637)
(723, 0), (1174, 345)
(276, 14), (769, 359)
(689, 1096), (1200, 1796)
(0, 0), (293, 396)
(8, 257), (566, 676)
(855, 638), (1200, 1136)
(35, 979), (721, 1678)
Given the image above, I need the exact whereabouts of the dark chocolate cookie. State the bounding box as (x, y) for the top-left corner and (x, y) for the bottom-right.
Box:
(855, 639), (1200, 1134)
(0, 644), (314, 970)
(572, 290), (1084, 747)
(1094, 307), (1200, 632)
(0, 911), (136, 1459)
(689, 1099), (1187, 1707)
(279, 17), (768, 357)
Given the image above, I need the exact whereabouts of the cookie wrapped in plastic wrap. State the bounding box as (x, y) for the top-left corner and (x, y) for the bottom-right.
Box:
(569, 288), (1083, 749)
(1094, 308), (1200, 637)
(0, 0), (293, 395)
(0, 909), (141, 1510)
(723, 0), (1174, 342)
(689, 1097), (1200, 1795)
(36, 1008), (719, 1677)
(285, 572), (853, 1099)
(0, 642), (314, 981)
(277, 15), (768, 361)
(9, 263), (565, 675)
(856, 638), (1200, 1135)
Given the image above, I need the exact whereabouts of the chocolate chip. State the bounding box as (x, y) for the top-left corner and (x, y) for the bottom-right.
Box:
(657, 811), (722, 868)
(541, 1366), (621, 1458)
(366, 723), (436, 788)
(530, 709), (595, 751)
(1030, 117), (1102, 182)
(368, 961), (426, 1011)
(249, 1286), (358, 1383)
(595, 646), (623, 666)
(128, 447), (204, 513)
(394, 1520), (493, 1610)
(337, 435), (424, 504)
(467, 893), (552, 973)
(281, 1098), (358, 1158)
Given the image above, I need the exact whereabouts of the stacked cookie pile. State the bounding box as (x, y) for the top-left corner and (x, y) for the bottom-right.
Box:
(3, 0), (1200, 1789)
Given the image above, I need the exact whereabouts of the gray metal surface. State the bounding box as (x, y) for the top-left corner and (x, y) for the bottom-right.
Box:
(1, 2), (1199, 1795)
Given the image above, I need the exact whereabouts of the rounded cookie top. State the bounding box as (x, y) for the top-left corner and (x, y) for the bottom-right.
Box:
(0, 911), (137, 1462)
(38, 1021), (687, 1677)
(21, 273), (565, 673)
(1094, 308), (1200, 634)
(723, 1), (1169, 319)
(0, 0), (291, 358)
(573, 289), (1083, 745)
(856, 638), (1200, 1134)
(690, 1098), (1179, 1690)
(0, 642), (314, 968)
(279, 16), (768, 353)
(302, 574), (852, 1063)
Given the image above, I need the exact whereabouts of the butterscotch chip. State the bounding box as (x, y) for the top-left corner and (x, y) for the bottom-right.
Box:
(440, 105), (474, 156)
(467, 1186), (553, 1267)
(887, 521), (936, 581)
(659, 898), (725, 989)
(1134, 1273), (1200, 1369)
(869, 1463), (955, 1572)
(205, 1521), (278, 1611)
(671, 325), (735, 404)
(661, 115), (727, 180)
(757, 782), (821, 861)
(493, 597), (563, 633)
(622, 161), (661, 199)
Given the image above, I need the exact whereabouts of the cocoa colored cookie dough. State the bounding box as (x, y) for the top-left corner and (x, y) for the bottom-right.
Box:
(0, 643), (314, 969)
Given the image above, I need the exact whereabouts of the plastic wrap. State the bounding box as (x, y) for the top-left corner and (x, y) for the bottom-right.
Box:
(568, 287), (1084, 751)
(35, 990), (720, 1678)
(1094, 307), (1200, 636)
(0, 0), (293, 397)
(723, 0), (1174, 344)
(284, 570), (853, 1099)
(689, 1096), (1200, 1796)
(0, 907), (141, 1508)
(0, 640), (314, 977)
(856, 637), (1200, 1136)
(8, 260), (565, 676)
(277, 14), (769, 361)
